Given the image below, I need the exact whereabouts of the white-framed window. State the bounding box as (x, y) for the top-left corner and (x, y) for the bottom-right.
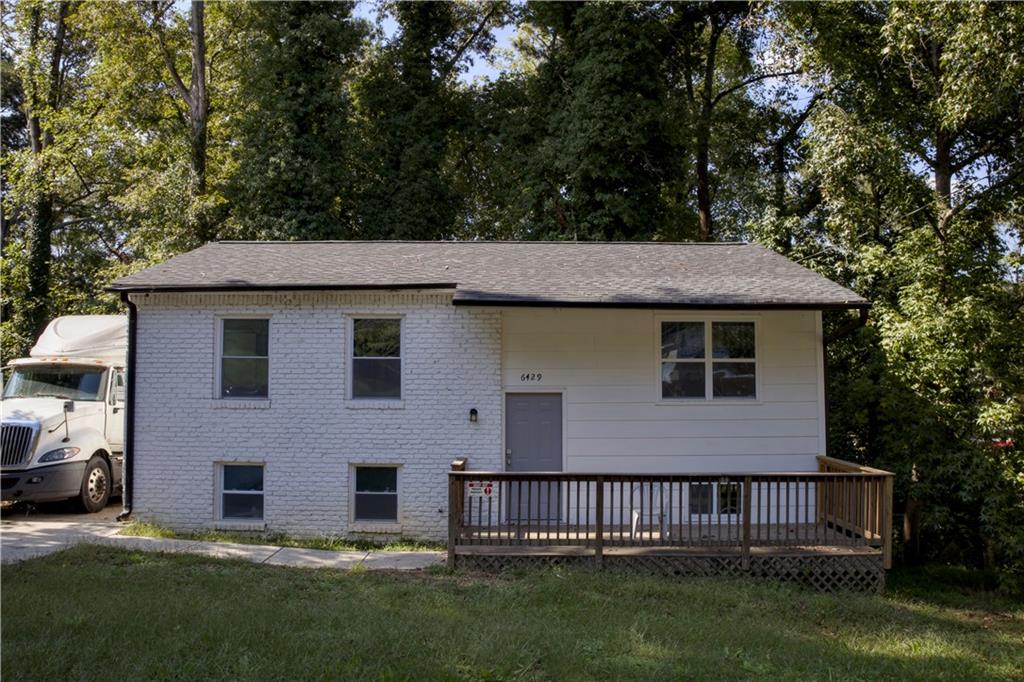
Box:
(660, 320), (756, 400)
(353, 466), (398, 522)
(218, 318), (270, 399)
(718, 482), (741, 515)
(688, 482), (741, 516)
(688, 482), (714, 515)
(350, 318), (401, 399)
(218, 463), (265, 520)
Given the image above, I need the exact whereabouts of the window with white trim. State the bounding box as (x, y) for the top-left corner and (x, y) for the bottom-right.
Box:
(688, 483), (713, 515)
(688, 482), (741, 516)
(661, 321), (756, 399)
(219, 464), (264, 520)
(354, 466), (398, 521)
(351, 318), (401, 399)
(219, 318), (269, 398)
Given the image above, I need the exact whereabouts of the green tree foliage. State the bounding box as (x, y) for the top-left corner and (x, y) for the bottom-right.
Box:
(1, 0), (1021, 590)
(351, 1), (509, 239)
(776, 1), (1024, 589)
(222, 2), (367, 240)
(1, 0), (121, 359)
(516, 1), (676, 240)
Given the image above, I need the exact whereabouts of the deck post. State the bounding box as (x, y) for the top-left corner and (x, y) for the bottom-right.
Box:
(882, 474), (894, 569)
(447, 459), (467, 568)
(741, 475), (752, 570)
(594, 477), (604, 569)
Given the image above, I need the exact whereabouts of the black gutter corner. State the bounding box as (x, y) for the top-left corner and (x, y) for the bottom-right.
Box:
(824, 306), (870, 344)
(116, 291), (137, 523)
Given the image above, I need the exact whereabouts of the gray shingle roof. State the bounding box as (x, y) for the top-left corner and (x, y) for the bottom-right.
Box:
(108, 241), (868, 309)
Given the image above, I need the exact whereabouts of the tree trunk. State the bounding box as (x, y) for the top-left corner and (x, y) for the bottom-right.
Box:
(771, 137), (789, 251)
(696, 125), (712, 241)
(189, 0), (207, 198)
(149, 0), (211, 243)
(933, 130), (953, 240)
(695, 18), (722, 242)
(23, 2), (69, 337)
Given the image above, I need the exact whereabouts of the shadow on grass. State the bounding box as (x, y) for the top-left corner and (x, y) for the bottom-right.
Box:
(119, 520), (445, 553)
(887, 564), (1021, 610)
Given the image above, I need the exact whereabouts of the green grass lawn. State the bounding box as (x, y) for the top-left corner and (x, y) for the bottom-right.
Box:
(2, 546), (1021, 681)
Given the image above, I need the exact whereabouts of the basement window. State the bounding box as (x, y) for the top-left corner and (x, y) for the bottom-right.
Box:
(219, 464), (264, 521)
(354, 466), (398, 522)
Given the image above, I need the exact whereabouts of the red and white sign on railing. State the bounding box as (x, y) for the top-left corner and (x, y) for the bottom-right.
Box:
(467, 481), (494, 498)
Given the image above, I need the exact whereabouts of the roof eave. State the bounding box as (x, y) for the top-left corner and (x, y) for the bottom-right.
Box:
(451, 298), (871, 311)
(106, 282), (459, 294)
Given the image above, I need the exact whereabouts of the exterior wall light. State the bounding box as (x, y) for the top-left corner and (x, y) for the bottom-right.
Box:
(469, 408), (478, 423)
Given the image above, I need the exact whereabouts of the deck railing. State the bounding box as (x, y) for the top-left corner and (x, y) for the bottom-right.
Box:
(448, 456), (893, 569)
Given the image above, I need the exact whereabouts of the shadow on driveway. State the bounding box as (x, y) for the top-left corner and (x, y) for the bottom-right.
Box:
(1, 500), (123, 563)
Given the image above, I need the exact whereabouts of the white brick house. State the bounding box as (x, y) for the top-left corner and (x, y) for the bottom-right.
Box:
(110, 241), (869, 540)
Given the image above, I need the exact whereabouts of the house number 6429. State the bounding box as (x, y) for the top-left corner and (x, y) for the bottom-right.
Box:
(520, 372), (543, 382)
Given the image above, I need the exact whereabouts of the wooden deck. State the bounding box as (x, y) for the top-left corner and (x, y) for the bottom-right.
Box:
(447, 457), (894, 591)
(458, 521), (874, 547)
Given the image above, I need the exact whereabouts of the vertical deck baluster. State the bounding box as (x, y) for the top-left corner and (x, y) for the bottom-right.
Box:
(696, 478), (701, 546)
(685, 478), (692, 546)
(630, 481), (635, 543)
(666, 479), (673, 545)
(586, 479), (591, 546)
(548, 479), (553, 543)
(754, 479), (759, 543)
(619, 481), (625, 543)
(647, 480), (653, 545)
(811, 478), (817, 544)
(574, 479), (580, 545)
(486, 494), (492, 544)
(793, 477), (799, 545)
(772, 478), (778, 544)
(528, 475), (536, 540)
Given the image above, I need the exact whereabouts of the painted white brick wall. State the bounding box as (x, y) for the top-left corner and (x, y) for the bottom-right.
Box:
(130, 290), (502, 540)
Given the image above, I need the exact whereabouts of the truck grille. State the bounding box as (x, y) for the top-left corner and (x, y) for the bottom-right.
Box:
(1, 424), (36, 467)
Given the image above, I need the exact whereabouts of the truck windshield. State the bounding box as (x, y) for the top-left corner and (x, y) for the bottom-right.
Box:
(2, 366), (106, 401)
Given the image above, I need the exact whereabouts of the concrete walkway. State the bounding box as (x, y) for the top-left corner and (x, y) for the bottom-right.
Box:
(0, 506), (444, 571)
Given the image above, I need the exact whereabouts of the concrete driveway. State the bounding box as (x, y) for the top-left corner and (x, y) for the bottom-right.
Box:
(0, 502), (444, 571)
(1, 501), (123, 564)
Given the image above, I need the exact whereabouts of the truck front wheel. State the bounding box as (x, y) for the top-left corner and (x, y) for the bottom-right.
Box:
(77, 456), (111, 513)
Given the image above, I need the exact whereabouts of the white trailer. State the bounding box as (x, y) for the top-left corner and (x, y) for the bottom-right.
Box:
(1, 315), (127, 512)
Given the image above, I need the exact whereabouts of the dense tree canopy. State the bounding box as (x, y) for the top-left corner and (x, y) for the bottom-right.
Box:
(1, 0), (1021, 590)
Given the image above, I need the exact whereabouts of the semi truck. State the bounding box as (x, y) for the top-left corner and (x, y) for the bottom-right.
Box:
(1, 315), (127, 512)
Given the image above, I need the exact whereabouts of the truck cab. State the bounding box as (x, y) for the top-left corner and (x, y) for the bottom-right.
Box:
(1, 316), (127, 512)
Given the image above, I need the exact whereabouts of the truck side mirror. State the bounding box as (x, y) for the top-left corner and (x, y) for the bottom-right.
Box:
(63, 400), (75, 413)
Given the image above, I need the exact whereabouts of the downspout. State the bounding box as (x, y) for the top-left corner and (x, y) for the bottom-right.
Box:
(822, 307), (869, 454)
(116, 291), (137, 522)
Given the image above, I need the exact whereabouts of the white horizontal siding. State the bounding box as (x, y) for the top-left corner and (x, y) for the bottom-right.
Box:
(502, 308), (824, 474)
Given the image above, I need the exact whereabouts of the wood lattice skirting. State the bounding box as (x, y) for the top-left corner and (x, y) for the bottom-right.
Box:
(455, 553), (885, 593)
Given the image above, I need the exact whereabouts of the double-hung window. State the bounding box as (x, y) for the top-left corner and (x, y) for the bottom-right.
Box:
(220, 318), (269, 398)
(660, 321), (756, 400)
(219, 464), (264, 520)
(354, 466), (398, 521)
(351, 318), (401, 399)
(688, 482), (741, 516)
